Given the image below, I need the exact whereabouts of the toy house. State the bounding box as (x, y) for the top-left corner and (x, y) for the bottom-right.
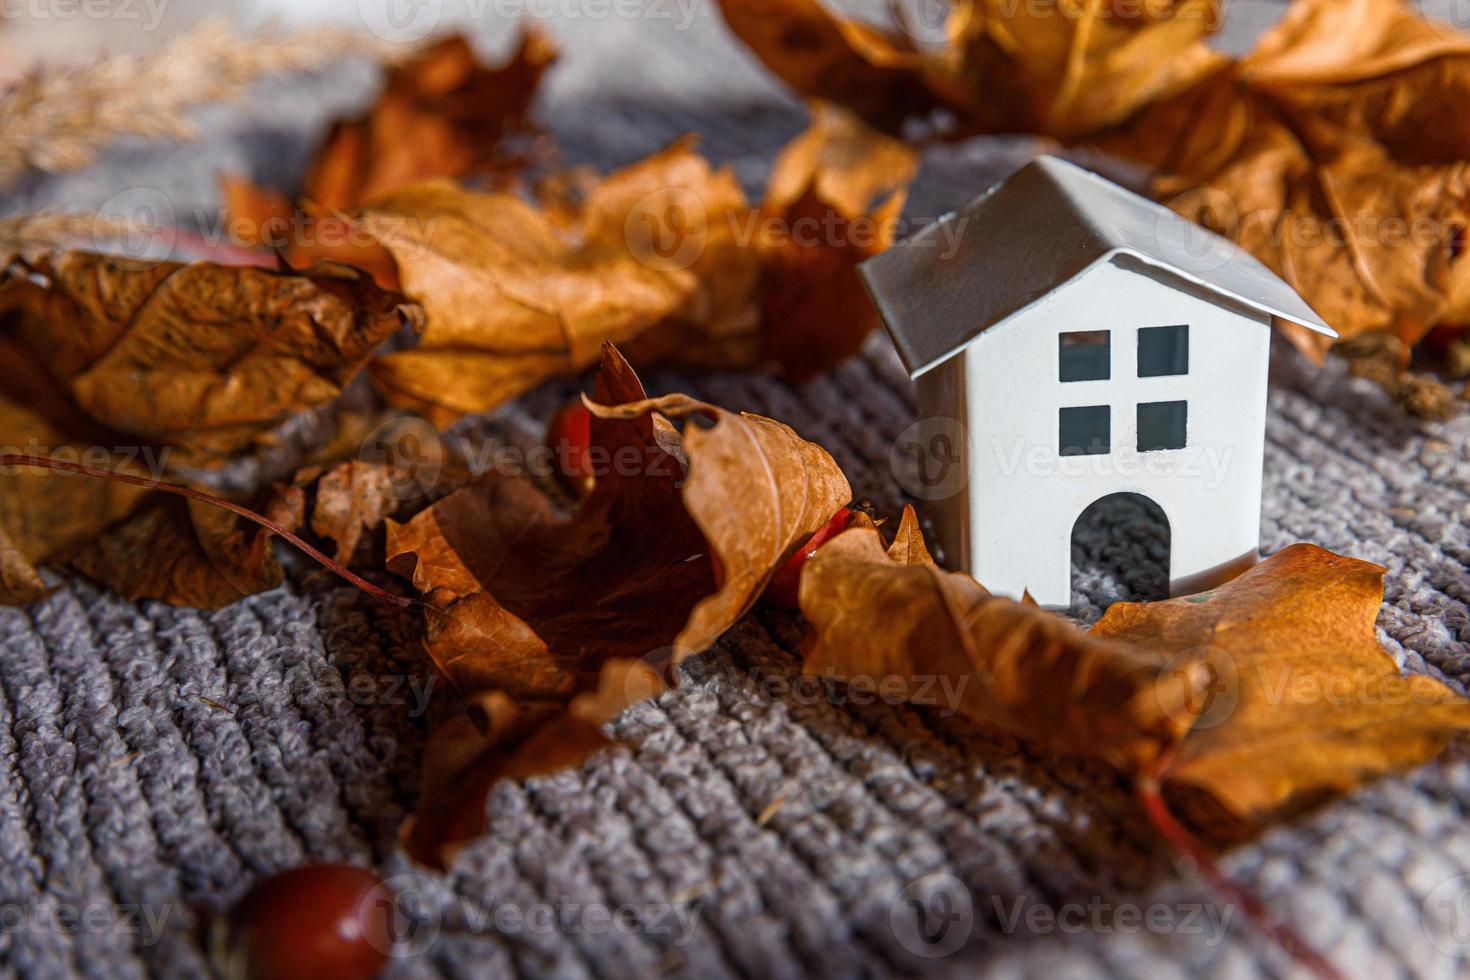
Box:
(859, 156), (1336, 607)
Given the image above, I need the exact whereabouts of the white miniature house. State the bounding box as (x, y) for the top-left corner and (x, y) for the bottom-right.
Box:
(859, 156), (1337, 607)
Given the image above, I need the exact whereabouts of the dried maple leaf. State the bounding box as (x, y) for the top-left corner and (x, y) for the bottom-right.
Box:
(360, 114), (913, 424)
(360, 142), (758, 426)
(387, 344), (849, 697)
(0, 252), (423, 461)
(800, 510), (1470, 841)
(716, 0), (1226, 139)
(289, 460), (402, 563)
(0, 331), (153, 603)
(402, 659), (664, 868)
(800, 507), (1204, 771)
(390, 346), (845, 865)
(753, 103), (915, 379)
(220, 30), (554, 279)
(69, 491), (299, 608)
(306, 30), (555, 213)
(1099, 0), (1470, 360)
(1094, 543), (1470, 840)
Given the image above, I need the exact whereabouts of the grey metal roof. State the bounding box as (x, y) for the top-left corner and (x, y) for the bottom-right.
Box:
(859, 155), (1337, 378)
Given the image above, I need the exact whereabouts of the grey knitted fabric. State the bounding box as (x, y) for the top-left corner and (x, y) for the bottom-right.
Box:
(4, 3), (1470, 978)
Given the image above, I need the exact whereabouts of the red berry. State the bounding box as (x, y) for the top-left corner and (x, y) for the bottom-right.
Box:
(547, 401), (595, 497)
(217, 864), (391, 980)
(763, 507), (855, 609)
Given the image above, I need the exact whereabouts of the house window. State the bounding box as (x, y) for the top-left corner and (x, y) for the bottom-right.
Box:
(1138, 324), (1188, 377)
(1137, 400), (1187, 451)
(1059, 330), (1110, 382)
(1060, 406), (1110, 456)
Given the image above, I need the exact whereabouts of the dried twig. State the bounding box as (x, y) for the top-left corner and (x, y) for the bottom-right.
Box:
(0, 212), (138, 263)
(0, 18), (394, 189)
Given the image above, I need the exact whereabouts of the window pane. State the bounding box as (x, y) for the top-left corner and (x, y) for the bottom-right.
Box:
(1059, 330), (1110, 382)
(1138, 324), (1188, 377)
(1059, 405), (1110, 456)
(1137, 400), (1187, 451)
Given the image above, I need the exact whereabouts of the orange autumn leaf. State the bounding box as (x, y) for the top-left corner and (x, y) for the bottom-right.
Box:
(220, 30), (554, 280)
(716, 0), (1226, 138)
(714, 0), (941, 133)
(388, 346), (845, 865)
(0, 252), (422, 461)
(1101, 0), (1470, 360)
(362, 141), (758, 426)
(360, 115), (914, 424)
(305, 31), (555, 213)
(755, 103), (915, 379)
(386, 344), (850, 701)
(1093, 543), (1470, 840)
(799, 507), (1204, 772)
(800, 509), (1470, 839)
(218, 176), (401, 288)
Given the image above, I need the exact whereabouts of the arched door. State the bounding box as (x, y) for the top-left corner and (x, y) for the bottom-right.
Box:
(1070, 492), (1170, 603)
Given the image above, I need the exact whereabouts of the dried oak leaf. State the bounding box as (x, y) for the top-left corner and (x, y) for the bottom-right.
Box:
(802, 511), (1470, 840)
(1093, 542), (1470, 840)
(1100, 0), (1470, 358)
(0, 252), (423, 461)
(716, 0), (1226, 139)
(392, 346), (844, 865)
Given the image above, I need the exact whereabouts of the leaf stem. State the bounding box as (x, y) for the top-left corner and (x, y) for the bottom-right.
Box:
(0, 453), (417, 610)
(1137, 765), (1345, 980)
